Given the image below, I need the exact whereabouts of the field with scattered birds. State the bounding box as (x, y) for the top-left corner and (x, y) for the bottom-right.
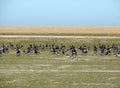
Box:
(0, 38), (120, 88)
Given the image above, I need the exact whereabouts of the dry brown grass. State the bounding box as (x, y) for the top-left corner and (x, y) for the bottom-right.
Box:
(0, 26), (120, 34)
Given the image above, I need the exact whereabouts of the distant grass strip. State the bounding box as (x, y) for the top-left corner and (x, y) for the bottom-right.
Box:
(0, 33), (120, 36)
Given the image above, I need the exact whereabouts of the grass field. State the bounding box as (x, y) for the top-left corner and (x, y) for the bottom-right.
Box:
(0, 50), (120, 88)
(0, 38), (120, 88)
(0, 38), (120, 47)
(0, 26), (120, 36)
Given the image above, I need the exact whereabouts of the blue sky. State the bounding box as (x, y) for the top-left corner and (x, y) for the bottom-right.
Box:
(0, 0), (120, 26)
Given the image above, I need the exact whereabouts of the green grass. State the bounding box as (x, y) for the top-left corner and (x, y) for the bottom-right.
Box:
(0, 33), (120, 36)
(0, 38), (120, 88)
(0, 50), (120, 88)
